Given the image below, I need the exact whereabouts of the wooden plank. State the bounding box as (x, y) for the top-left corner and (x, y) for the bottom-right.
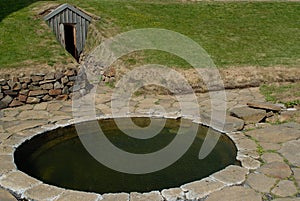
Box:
(59, 23), (65, 47)
(68, 9), (73, 23)
(82, 18), (86, 50)
(73, 25), (77, 59)
(72, 11), (75, 23)
(65, 9), (70, 23)
(59, 12), (63, 24)
(57, 15), (61, 43)
(49, 19), (54, 32)
(77, 15), (82, 53)
(53, 16), (57, 38)
(55, 16), (60, 43)
(65, 9), (68, 23)
(85, 21), (89, 36)
(61, 10), (64, 24)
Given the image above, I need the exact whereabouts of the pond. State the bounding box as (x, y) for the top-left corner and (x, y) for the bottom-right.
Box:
(15, 118), (238, 194)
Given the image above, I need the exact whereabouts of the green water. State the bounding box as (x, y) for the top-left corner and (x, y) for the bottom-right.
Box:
(15, 118), (238, 194)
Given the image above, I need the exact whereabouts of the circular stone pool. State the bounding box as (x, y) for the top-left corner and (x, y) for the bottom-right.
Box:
(15, 118), (238, 194)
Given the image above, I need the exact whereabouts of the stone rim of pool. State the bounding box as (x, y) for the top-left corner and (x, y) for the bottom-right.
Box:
(0, 114), (257, 201)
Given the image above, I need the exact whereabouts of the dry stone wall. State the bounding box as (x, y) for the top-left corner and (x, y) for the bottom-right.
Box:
(0, 67), (91, 109)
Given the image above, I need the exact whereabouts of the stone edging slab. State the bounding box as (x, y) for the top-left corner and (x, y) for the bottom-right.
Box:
(0, 113), (260, 201)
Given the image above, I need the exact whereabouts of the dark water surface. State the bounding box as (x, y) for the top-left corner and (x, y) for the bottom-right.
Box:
(15, 118), (238, 194)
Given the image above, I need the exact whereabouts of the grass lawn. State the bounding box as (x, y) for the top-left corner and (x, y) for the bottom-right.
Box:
(0, 0), (299, 68)
(260, 83), (300, 107)
(0, 1), (73, 68)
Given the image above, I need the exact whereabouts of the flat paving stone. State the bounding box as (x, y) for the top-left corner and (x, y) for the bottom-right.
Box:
(101, 193), (129, 201)
(130, 191), (163, 201)
(6, 120), (48, 133)
(292, 168), (300, 187)
(0, 126), (4, 134)
(211, 165), (248, 185)
(237, 156), (261, 170)
(2, 134), (26, 147)
(273, 198), (300, 201)
(24, 184), (64, 201)
(257, 162), (292, 179)
(279, 139), (300, 167)
(0, 144), (12, 155)
(200, 113), (245, 132)
(246, 123), (300, 143)
(47, 102), (63, 111)
(2, 109), (19, 117)
(261, 152), (284, 163)
(271, 180), (298, 197)
(247, 102), (282, 111)
(181, 177), (225, 200)
(0, 188), (17, 201)
(205, 186), (262, 201)
(16, 104), (34, 111)
(0, 171), (41, 194)
(246, 173), (277, 193)
(0, 155), (16, 176)
(1, 117), (20, 122)
(235, 137), (258, 151)
(54, 190), (99, 201)
(33, 102), (48, 110)
(230, 106), (266, 124)
(260, 142), (281, 151)
(161, 188), (185, 201)
(238, 149), (260, 159)
(17, 110), (50, 120)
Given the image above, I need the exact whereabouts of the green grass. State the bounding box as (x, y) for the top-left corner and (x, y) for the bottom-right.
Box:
(0, 1), (72, 68)
(0, 0), (299, 68)
(260, 83), (300, 107)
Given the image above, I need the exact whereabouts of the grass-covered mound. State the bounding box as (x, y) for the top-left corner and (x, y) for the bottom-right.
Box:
(0, 0), (299, 68)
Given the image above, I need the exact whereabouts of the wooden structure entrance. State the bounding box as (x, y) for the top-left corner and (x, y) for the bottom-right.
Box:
(44, 4), (92, 61)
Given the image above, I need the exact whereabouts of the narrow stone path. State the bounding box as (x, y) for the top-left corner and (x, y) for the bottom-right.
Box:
(0, 86), (300, 201)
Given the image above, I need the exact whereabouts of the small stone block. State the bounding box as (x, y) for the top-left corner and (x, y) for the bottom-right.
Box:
(211, 165), (248, 185)
(24, 184), (64, 201)
(181, 177), (225, 200)
(49, 89), (62, 96)
(246, 173), (277, 193)
(161, 188), (185, 201)
(54, 190), (99, 201)
(230, 106), (266, 124)
(0, 171), (41, 194)
(271, 180), (298, 197)
(101, 193), (129, 201)
(28, 90), (48, 97)
(237, 156), (261, 170)
(130, 191), (163, 201)
(247, 102), (282, 111)
(205, 186), (261, 201)
(261, 153), (283, 163)
(257, 162), (292, 179)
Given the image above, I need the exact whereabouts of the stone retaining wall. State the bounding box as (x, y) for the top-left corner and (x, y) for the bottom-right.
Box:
(0, 67), (90, 109)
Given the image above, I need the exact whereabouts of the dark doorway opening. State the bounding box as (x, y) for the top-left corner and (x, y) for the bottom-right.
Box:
(64, 24), (78, 61)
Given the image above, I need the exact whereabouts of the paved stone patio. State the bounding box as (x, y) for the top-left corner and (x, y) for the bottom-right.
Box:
(0, 86), (299, 201)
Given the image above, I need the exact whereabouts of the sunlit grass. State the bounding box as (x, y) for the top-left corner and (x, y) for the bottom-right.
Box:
(0, 0), (299, 68)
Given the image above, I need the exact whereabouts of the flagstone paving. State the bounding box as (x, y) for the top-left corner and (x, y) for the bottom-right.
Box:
(0, 86), (299, 201)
